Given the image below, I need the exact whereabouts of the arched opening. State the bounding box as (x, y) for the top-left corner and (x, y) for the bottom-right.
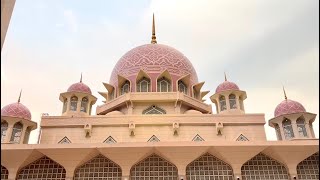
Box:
(121, 80), (130, 95)
(178, 80), (187, 94)
(297, 152), (319, 180)
(142, 105), (166, 114)
(229, 94), (237, 109)
(130, 154), (178, 180)
(219, 95), (227, 111)
(275, 124), (282, 140)
(186, 153), (233, 180)
(80, 97), (88, 112)
(157, 77), (171, 92)
(282, 118), (294, 140)
(62, 98), (67, 113)
(10, 122), (23, 144)
(137, 77), (150, 92)
(1, 120), (8, 143)
(74, 154), (122, 179)
(16, 156), (66, 180)
(297, 116), (308, 137)
(1, 165), (9, 180)
(70, 96), (78, 111)
(241, 153), (289, 180)
(23, 127), (31, 144)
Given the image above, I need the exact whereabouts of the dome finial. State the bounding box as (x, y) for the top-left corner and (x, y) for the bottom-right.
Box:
(80, 73), (82, 83)
(283, 86), (287, 100)
(18, 89), (22, 103)
(151, 13), (157, 44)
(224, 72), (227, 81)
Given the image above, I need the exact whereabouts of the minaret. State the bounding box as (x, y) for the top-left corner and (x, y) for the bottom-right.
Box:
(151, 13), (157, 44)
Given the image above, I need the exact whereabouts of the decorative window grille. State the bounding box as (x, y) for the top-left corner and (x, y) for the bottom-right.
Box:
(219, 96), (227, 111)
(70, 96), (78, 111)
(236, 134), (249, 141)
(62, 98), (67, 113)
(186, 153), (234, 180)
(1, 165), (9, 180)
(296, 117), (308, 137)
(17, 156), (66, 180)
(137, 77), (150, 92)
(74, 154), (122, 180)
(282, 118), (294, 140)
(1, 121), (8, 143)
(103, 136), (117, 144)
(157, 77), (171, 92)
(241, 153), (289, 180)
(178, 80), (187, 94)
(121, 81), (130, 95)
(192, 134), (204, 141)
(80, 97), (88, 112)
(130, 154), (178, 180)
(58, 136), (71, 144)
(297, 152), (319, 180)
(229, 94), (237, 109)
(142, 105), (166, 114)
(148, 135), (160, 142)
(10, 122), (23, 144)
(275, 124), (282, 140)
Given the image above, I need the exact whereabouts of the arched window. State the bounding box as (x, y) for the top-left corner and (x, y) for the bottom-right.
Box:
(241, 153), (289, 180)
(80, 97), (88, 112)
(229, 94), (237, 109)
(137, 77), (150, 92)
(178, 80), (187, 94)
(70, 96), (78, 111)
(142, 105), (166, 114)
(62, 98), (67, 113)
(219, 96), (227, 111)
(186, 153), (233, 180)
(74, 154), (121, 179)
(1, 121), (8, 143)
(282, 118), (294, 140)
(157, 77), (171, 92)
(130, 154), (178, 180)
(297, 117), (308, 137)
(17, 156), (66, 180)
(121, 80), (130, 95)
(275, 124), (282, 140)
(10, 122), (23, 144)
(297, 152), (319, 180)
(1, 165), (9, 180)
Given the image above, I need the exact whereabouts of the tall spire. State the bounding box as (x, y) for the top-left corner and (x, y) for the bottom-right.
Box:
(80, 73), (82, 83)
(283, 86), (287, 100)
(224, 72), (227, 81)
(18, 89), (22, 103)
(151, 13), (157, 44)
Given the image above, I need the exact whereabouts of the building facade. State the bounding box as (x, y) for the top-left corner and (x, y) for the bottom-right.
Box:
(1, 15), (319, 180)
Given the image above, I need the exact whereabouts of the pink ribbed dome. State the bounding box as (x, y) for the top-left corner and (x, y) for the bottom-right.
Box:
(1, 102), (32, 120)
(274, 99), (306, 117)
(215, 81), (240, 93)
(109, 44), (198, 87)
(67, 82), (92, 94)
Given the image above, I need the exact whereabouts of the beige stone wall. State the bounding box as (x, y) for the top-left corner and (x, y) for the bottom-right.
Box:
(1, 0), (16, 50)
(132, 102), (176, 114)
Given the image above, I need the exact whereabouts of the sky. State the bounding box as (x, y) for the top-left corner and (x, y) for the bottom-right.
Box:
(1, 0), (319, 144)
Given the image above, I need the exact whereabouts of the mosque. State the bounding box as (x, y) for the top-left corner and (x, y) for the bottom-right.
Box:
(1, 8), (319, 180)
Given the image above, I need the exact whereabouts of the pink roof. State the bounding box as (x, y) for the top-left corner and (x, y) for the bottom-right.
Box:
(1, 102), (32, 120)
(274, 99), (306, 117)
(215, 81), (240, 93)
(109, 44), (198, 86)
(67, 82), (92, 94)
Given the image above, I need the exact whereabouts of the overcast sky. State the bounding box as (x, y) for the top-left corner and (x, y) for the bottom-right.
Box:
(1, 0), (319, 143)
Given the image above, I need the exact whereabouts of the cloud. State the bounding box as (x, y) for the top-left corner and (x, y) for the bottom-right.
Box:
(63, 9), (78, 33)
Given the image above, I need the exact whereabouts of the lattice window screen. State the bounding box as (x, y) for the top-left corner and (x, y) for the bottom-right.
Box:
(236, 134), (249, 141)
(297, 152), (319, 180)
(103, 136), (117, 144)
(1, 165), (9, 180)
(147, 135), (160, 142)
(192, 134), (204, 141)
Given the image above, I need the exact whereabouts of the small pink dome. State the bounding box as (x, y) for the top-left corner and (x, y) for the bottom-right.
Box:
(67, 82), (92, 94)
(1, 102), (32, 120)
(215, 81), (240, 93)
(274, 99), (306, 117)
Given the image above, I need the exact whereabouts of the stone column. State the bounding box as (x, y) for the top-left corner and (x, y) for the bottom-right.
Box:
(291, 119), (299, 139)
(216, 98), (221, 113)
(122, 176), (130, 180)
(86, 100), (91, 115)
(278, 122), (286, 141)
(235, 95), (240, 110)
(77, 95), (83, 113)
(4, 123), (14, 143)
(178, 175), (186, 180)
(305, 119), (312, 138)
(66, 96), (71, 112)
(8, 168), (18, 180)
(225, 94), (230, 110)
(19, 125), (28, 144)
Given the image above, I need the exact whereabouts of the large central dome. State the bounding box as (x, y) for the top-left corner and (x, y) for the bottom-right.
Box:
(109, 43), (198, 87)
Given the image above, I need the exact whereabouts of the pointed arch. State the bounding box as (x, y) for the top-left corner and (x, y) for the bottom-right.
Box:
(1, 165), (9, 180)
(147, 135), (160, 142)
(1, 120), (8, 143)
(296, 116), (308, 137)
(241, 153), (289, 180)
(236, 134), (249, 141)
(297, 152), (319, 180)
(156, 70), (172, 92)
(136, 69), (151, 92)
(177, 74), (190, 95)
(219, 95), (227, 111)
(70, 95), (78, 111)
(16, 156), (66, 180)
(74, 154), (122, 179)
(229, 93), (237, 109)
(118, 75), (131, 96)
(103, 136), (117, 144)
(282, 118), (294, 139)
(192, 134), (204, 141)
(80, 97), (88, 112)
(186, 153), (234, 179)
(130, 153), (178, 179)
(142, 105), (166, 114)
(58, 136), (71, 144)
(10, 122), (23, 143)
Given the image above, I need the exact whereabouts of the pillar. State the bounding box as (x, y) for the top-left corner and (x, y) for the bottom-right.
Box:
(4, 123), (14, 143)
(19, 125), (28, 144)
(278, 122), (286, 141)
(235, 95), (240, 110)
(291, 119), (299, 139)
(225, 94), (230, 110)
(66, 96), (71, 112)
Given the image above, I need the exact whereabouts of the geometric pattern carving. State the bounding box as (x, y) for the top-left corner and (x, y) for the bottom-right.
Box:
(147, 135), (160, 142)
(130, 154), (178, 180)
(67, 82), (92, 94)
(236, 134), (249, 141)
(274, 99), (306, 117)
(1, 102), (32, 120)
(58, 136), (71, 144)
(103, 136), (117, 144)
(110, 44), (198, 88)
(241, 153), (289, 180)
(1, 165), (8, 180)
(142, 105), (166, 114)
(216, 80), (240, 93)
(17, 156), (66, 180)
(297, 152), (319, 180)
(192, 134), (204, 141)
(186, 153), (234, 180)
(74, 154), (122, 179)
